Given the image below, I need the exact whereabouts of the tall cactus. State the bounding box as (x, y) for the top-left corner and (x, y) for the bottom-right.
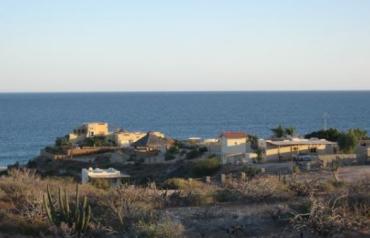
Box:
(43, 184), (91, 237)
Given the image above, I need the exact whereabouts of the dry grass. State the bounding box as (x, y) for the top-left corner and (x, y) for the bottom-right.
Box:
(0, 169), (184, 237)
(290, 178), (370, 236)
(0, 169), (369, 237)
(216, 175), (294, 203)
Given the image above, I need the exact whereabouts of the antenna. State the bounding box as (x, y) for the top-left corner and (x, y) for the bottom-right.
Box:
(322, 112), (329, 130)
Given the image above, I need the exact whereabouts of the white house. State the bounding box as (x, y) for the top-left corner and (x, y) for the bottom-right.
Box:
(81, 167), (130, 187)
(219, 131), (248, 164)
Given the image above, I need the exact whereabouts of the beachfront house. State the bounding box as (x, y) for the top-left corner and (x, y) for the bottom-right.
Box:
(69, 122), (109, 143)
(219, 131), (249, 164)
(259, 137), (337, 161)
(81, 167), (130, 188)
(114, 131), (146, 147)
(132, 131), (174, 152)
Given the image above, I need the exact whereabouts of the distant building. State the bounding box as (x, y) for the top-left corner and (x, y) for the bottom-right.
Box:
(132, 131), (174, 152)
(202, 138), (221, 155)
(114, 131), (146, 147)
(81, 167), (130, 187)
(259, 137), (337, 161)
(69, 122), (109, 143)
(219, 131), (248, 164)
(357, 139), (370, 162)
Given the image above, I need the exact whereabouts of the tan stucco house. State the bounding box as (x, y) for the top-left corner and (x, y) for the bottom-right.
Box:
(219, 131), (248, 164)
(69, 122), (109, 143)
(259, 138), (337, 161)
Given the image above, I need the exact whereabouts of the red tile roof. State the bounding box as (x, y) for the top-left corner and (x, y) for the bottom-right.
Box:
(220, 131), (247, 139)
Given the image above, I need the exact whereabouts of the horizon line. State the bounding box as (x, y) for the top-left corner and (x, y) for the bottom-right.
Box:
(1, 89), (370, 94)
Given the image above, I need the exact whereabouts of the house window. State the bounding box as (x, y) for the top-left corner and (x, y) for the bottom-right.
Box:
(310, 148), (317, 153)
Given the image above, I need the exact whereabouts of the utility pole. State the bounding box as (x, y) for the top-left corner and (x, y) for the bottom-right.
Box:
(322, 112), (329, 130)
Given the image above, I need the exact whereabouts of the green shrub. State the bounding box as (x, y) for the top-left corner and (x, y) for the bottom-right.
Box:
(163, 178), (204, 190)
(167, 146), (179, 154)
(136, 217), (184, 238)
(82, 136), (114, 147)
(191, 158), (221, 177)
(185, 149), (202, 160)
(241, 166), (261, 178)
(55, 136), (71, 147)
(338, 132), (358, 154)
(215, 189), (242, 202)
(198, 146), (208, 153)
(305, 128), (341, 142)
(164, 146), (178, 161)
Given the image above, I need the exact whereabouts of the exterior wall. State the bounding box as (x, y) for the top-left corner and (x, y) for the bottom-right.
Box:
(204, 141), (221, 155)
(69, 122), (109, 144)
(318, 154), (357, 167)
(220, 136), (247, 156)
(221, 153), (256, 164)
(85, 123), (109, 137)
(265, 144), (335, 160)
(40, 149), (69, 160)
(356, 140), (370, 161)
(67, 146), (117, 157)
(115, 132), (146, 147)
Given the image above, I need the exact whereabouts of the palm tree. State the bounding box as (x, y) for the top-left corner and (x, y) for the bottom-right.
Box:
(271, 125), (285, 138)
(285, 127), (296, 137)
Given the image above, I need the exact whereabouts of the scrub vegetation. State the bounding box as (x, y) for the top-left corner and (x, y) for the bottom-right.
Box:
(0, 168), (369, 237)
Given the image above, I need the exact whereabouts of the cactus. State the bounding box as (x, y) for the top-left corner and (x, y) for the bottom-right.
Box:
(43, 184), (91, 237)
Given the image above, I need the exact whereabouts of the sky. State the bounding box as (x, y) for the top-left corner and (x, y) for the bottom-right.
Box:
(0, 0), (370, 92)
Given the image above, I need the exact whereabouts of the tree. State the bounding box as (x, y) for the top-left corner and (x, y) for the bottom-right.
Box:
(271, 125), (285, 138)
(304, 128), (341, 142)
(248, 135), (259, 150)
(255, 148), (265, 163)
(271, 125), (297, 138)
(337, 132), (358, 154)
(348, 128), (367, 140)
(285, 127), (296, 137)
(55, 136), (71, 147)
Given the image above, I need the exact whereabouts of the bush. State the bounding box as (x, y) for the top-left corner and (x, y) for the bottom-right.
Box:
(191, 158), (221, 177)
(168, 190), (214, 206)
(55, 136), (71, 147)
(164, 153), (176, 161)
(164, 146), (178, 161)
(185, 149), (202, 160)
(82, 136), (114, 147)
(136, 218), (184, 238)
(338, 132), (358, 154)
(167, 146), (179, 154)
(291, 180), (370, 236)
(215, 189), (242, 202)
(220, 176), (294, 203)
(241, 165), (261, 178)
(163, 178), (204, 190)
(304, 128), (341, 142)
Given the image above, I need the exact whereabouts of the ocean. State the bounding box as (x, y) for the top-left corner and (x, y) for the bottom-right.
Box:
(0, 91), (369, 166)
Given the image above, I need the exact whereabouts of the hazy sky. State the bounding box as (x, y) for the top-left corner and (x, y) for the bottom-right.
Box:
(1, 1), (370, 92)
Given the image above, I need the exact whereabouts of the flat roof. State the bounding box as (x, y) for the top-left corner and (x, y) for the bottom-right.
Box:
(266, 139), (336, 146)
(88, 173), (130, 179)
(85, 168), (130, 179)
